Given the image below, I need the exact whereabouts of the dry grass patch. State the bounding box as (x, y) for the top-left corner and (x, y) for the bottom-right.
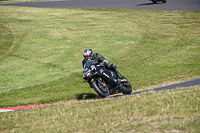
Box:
(1, 86), (199, 132)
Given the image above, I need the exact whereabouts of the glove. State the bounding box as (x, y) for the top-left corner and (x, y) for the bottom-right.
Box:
(91, 65), (96, 72)
(111, 63), (117, 68)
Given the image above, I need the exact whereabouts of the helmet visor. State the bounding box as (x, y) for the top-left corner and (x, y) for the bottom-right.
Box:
(84, 56), (91, 61)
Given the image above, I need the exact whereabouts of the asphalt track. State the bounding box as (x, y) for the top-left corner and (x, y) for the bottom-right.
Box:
(1, 0), (200, 11)
(113, 78), (200, 98)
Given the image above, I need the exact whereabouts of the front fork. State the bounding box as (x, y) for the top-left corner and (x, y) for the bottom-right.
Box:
(90, 77), (106, 88)
(90, 77), (122, 94)
(97, 78), (105, 86)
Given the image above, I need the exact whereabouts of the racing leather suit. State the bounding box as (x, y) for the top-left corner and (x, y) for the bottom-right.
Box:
(82, 53), (122, 79)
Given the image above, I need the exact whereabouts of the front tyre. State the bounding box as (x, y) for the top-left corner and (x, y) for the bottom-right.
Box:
(91, 79), (109, 98)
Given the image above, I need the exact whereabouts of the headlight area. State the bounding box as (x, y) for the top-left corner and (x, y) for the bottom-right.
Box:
(85, 70), (92, 77)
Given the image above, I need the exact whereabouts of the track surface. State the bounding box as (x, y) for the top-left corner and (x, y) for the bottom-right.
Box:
(1, 0), (200, 11)
(113, 78), (200, 98)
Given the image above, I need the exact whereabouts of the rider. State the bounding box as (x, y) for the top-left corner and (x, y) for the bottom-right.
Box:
(82, 49), (122, 80)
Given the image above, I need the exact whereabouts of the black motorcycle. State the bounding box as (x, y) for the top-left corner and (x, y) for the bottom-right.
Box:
(83, 60), (132, 98)
(150, 0), (166, 3)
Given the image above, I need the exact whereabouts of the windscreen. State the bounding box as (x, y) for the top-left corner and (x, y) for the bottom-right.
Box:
(84, 60), (95, 72)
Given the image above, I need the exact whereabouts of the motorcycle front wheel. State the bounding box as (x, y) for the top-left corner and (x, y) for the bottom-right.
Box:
(91, 78), (109, 98)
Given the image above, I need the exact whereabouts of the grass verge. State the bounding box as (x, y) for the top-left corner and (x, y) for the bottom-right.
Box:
(0, 86), (199, 132)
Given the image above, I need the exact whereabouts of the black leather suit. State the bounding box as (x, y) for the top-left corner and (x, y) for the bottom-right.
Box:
(82, 53), (121, 78)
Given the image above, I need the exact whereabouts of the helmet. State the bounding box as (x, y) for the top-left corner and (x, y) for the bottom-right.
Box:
(83, 49), (93, 61)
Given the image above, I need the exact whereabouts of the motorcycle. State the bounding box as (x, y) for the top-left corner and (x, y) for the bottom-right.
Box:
(150, 0), (166, 3)
(83, 60), (132, 98)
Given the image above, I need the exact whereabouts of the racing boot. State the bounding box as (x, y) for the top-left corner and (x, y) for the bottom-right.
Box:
(118, 72), (123, 79)
(111, 64), (123, 80)
(116, 72), (123, 82)
(113, 68), (123, 81)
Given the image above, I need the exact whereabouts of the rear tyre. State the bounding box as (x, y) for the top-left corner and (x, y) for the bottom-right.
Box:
(162, 0), (166, 3)
(120, 76), (132, 95)
(91, 79), (109, 98)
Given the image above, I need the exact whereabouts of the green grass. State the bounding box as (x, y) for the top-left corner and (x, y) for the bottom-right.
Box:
(0, 5), (200, 133)
(0, 86), (199, 132)
(0, 6), (200, 108)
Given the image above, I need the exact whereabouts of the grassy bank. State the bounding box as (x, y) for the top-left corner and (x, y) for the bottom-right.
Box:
(0, 6), (200, 108)
(1, 86), (200, 132)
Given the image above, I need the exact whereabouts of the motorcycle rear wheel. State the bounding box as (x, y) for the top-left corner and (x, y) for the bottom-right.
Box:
(120, 76), (132, 95)
(91, 79), (110, 98)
